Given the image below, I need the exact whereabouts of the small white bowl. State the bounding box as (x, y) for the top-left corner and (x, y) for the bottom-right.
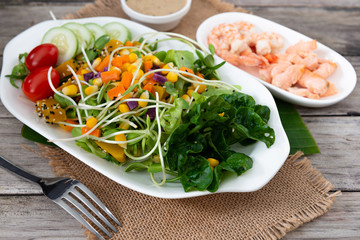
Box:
(120, 0), (192, 31)
(196, 12), (357, 108)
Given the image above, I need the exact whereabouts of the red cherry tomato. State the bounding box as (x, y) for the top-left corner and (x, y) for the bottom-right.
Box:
(22, 66), (60, 102)
(25, 44), (58, 72)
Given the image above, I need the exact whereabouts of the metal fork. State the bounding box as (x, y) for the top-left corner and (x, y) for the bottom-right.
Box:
(0, 155), (121, 240)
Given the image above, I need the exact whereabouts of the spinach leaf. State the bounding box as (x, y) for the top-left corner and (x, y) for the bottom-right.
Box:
(207, 165), (223, 192)
(233, 107), (275, 147)
(166, 124), (206, 173)
(180, 155), (213, 192)
(220, 153), (253, 175)
(6, 52), (29, 88)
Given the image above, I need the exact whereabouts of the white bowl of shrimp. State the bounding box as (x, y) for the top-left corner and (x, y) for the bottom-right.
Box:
(196, 12), (357, 108)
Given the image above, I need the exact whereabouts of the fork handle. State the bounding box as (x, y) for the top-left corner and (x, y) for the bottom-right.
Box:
(0, 156), (41, 183)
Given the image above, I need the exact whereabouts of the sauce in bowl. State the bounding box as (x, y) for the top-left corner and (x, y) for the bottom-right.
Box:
(125, 0), (187, 16)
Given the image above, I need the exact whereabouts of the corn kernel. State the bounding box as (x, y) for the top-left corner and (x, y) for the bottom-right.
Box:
(115, 134), (127, 148)
(152, 56), (161, 66)
(166, 71), (178, 83)
(80, 69), (89, 75)
(143, 55), (160, 66)
(77, 74), (84, 81)
(161, 63), (174, 74)
(127, 64), (137, 73)
(84, 85), (99, 96)
(119, 121), (130, 130)
(129, 53), (137, 63)
(181, 94), (191, 103)
(120, 49), (130, 56)
(86, 116), (97, 129)
(93, 78), (103, 87)
(187, 89), (194, 97)
(193, 82), (207, 94)
(208, 158), (219, 168)
(118, 103), (130, 113)
(92, 58), (101, 69)
(110, 66), (121, 73)
(62, 84), (78, 96)
(139, 91), (149, 108)
(131, 69), (144, 80)
(121, 63), (130, 72)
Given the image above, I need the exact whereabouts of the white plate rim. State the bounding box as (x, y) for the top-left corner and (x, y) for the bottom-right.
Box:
(196, 12), (357, 108)
(0, 16), (290, 199)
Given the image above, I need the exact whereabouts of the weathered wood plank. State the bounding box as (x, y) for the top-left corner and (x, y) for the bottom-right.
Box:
(0, 193), (358, 239)
(0, 196), (85, 240)
(303, 116), (360, 191)
(284, 192), (360, 239)
(0, 115), (358, 194)
(0, 5), (359, 56)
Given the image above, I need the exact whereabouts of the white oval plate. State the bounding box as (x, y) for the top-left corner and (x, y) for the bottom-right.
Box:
(196, 12), (357, 108)
(0, 17), (289, 199)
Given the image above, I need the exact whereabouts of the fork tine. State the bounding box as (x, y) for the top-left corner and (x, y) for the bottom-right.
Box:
(71, 187), (118, 232)
(76, 184), (122, 226)
(56, 199), (105, 240)
(63, 193), (112, 238)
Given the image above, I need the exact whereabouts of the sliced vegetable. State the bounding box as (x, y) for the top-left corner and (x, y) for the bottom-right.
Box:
(84, 23), (106, 41)
(42, 27), (78, 65)
(63, 22), (94, 54)
(103, 22), (131, 43)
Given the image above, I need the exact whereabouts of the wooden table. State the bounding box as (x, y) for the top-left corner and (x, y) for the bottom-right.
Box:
(0, 0), (359, 239)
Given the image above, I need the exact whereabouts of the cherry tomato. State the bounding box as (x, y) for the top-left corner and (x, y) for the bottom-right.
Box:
(25, 44), (58, 72)
(22, 66), (60, 102)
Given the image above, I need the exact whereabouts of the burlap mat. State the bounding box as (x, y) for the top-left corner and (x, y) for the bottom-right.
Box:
(35, 0), (341, 239)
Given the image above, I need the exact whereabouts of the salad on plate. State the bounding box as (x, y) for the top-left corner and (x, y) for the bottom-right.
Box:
(5, 19), (278, 194)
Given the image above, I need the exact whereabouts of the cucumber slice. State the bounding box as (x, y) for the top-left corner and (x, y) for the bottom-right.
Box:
(103, 22), (131, 43)
(42, 26), (78, 65)
(63, 22), (94, 54)
(84, 23), (106, 41)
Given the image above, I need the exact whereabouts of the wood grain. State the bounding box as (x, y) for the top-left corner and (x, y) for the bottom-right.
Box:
(0, 193), (359, 239)
(0, 196), (84, 240)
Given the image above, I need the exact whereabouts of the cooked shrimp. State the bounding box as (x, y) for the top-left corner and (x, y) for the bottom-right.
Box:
(270, 61), (292, 79)
(208, 23), (238, 52)
(286, 40), (317, 56)
(259, 64), (276, 83)
(320, 82), (338, 97)
(288, 87), (320, 99)
(233, 21), (255, 35)
(298, 69), (329, 95)
(272, 64), (305, 90)
(222, 49), (269, 68)
(256, 39), (272, 55)
(313, 60), (337, 78)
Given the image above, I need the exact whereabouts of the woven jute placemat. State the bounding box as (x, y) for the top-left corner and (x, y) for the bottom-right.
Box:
(37, 0), (341, 239)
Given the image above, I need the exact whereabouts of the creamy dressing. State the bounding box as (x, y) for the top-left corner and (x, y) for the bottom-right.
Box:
(126, 0), (187, 16)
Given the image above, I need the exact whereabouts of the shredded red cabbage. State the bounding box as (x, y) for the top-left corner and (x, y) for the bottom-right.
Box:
(153, 72), (167, 84)
(83, 72), (94, 82)
(146, 108), (156, 120)
(127, 100), (138, 110)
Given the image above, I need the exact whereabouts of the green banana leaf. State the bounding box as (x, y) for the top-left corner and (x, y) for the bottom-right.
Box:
(275, 99), (320, 155)
(21, 125), (56, 147)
